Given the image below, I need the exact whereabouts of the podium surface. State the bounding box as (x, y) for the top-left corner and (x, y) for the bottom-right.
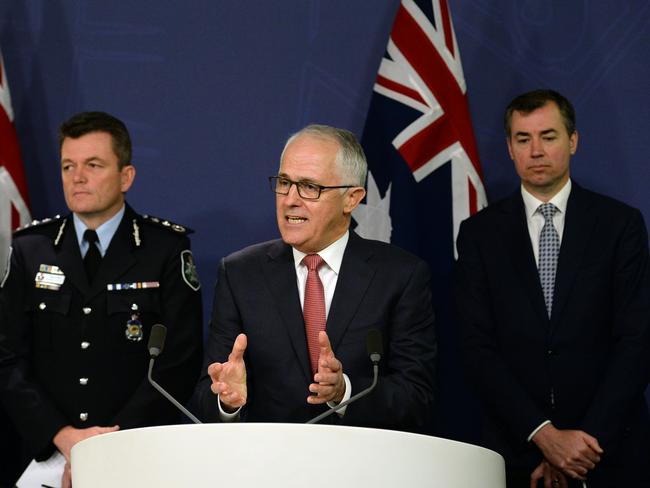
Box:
(72, 423), (505, 487)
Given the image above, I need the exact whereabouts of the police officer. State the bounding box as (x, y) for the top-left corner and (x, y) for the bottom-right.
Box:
(0, 112), (203, 483)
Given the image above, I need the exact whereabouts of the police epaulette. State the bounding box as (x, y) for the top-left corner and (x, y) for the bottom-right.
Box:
(13, 215), (63, 235)
(140, 214), (193, 234)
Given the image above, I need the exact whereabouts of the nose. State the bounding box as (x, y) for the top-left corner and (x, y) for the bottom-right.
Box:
(282, 182), (303, 206)
(71, 166), (87, 183)
(530, 137), (544, 158)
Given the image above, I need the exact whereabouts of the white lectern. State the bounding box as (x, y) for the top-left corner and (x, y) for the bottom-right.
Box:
(71, 423), (505, 487)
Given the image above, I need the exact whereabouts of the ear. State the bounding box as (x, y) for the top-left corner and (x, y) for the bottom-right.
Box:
(569, 130), (578, 155)
(120, 165), (136, 193)
(343, 186), (366, 214)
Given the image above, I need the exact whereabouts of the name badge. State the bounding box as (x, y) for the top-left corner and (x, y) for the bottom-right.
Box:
(35, 265), (66, 291)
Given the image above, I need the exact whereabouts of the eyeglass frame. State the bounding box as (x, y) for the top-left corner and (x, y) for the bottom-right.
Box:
(268, 175), (358, 200)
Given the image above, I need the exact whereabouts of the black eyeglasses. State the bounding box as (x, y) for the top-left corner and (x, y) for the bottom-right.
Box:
(268, 176), (356, 200)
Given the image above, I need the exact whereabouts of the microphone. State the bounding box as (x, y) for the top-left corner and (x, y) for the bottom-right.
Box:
(147, 323), (202, 424)
(306, 329), (383, 424)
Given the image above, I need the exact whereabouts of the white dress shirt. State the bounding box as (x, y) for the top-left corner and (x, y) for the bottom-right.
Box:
(521, 179), (571, 265)
(521, 180), (572, 442)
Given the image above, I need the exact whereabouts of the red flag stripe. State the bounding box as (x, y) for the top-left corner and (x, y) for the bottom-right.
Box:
(440, 0), (455, 57)
(376, 74), (427, 107)
(391, 4), (483, 178)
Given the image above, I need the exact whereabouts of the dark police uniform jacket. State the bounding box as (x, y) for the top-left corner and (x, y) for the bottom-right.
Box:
(0, 204), (203, 460)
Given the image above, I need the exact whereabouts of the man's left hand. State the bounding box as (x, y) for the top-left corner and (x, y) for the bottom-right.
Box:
(307, 331), (345, 404)
(530, 460), (568, 488)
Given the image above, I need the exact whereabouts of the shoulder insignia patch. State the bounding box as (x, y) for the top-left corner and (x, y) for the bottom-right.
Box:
(181, 250), (200, 291)
(141, 214), (193, 234)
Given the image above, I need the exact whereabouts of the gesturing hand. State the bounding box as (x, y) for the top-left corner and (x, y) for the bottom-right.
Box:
(208, 333), (248, 411)
(307, 331), (346, 405)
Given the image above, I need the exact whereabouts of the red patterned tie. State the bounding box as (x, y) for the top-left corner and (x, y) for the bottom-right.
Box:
(302, 254), (326, 375)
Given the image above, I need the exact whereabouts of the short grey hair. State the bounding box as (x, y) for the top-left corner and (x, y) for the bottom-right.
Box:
(280, 124), (368, 187)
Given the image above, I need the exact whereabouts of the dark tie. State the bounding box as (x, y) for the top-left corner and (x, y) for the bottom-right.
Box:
(538, 203), (560, 317)
(302, 254), (326, 375)
(83, 229), (102, 283)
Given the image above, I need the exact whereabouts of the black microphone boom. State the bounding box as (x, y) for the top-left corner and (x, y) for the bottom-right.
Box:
(147, 323), (202, 424)
(306, 329), (382, 424)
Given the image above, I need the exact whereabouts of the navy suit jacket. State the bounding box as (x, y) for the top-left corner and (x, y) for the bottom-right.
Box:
(196, 231), (436, 432)
(455, 183), (650, 484)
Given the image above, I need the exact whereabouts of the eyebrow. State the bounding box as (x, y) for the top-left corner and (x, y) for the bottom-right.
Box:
(278, 173), (318, 184)
(514, 128), (558, 138)
(61, 156), (105, 165)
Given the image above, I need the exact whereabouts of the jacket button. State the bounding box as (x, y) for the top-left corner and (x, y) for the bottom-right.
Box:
(81, 341), (90, 349)
(39, 302), (46, 310)
(79, 378), (89, 385)
(82, 307), (92, 315)
(79, 412), (88, 421)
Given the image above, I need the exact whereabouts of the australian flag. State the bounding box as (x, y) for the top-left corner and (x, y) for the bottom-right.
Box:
(352, 0), (486, 439)
(0, 50), (31, 281)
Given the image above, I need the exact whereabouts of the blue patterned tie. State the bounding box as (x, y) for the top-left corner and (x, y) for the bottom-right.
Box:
(538, 203), (559, 318)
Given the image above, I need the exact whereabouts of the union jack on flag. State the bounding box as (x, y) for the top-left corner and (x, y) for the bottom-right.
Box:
(0, 51), (31, 281)
(353, 0), (486, 256)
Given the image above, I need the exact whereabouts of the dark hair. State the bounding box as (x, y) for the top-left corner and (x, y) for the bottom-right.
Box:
(59, 111), (132, 168)
(504, 89), (576, 137)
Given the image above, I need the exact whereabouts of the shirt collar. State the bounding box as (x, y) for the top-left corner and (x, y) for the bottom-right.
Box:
(292, 230), (349, 274)
(521, 179), (572, 219)
(73, 205), (126, 254)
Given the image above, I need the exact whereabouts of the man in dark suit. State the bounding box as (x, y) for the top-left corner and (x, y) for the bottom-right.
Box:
(0, 112), (203, 485)
(455, 90), (650, 487)
(195, 124), (436, 431)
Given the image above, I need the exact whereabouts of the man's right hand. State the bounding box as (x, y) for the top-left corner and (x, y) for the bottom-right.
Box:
(53, 424), (120, 461)
(208, 333), (248, 412)
(532, 423), (603, 480)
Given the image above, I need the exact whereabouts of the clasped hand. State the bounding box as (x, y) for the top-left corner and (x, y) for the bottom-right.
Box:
(532, 423), (604, 481)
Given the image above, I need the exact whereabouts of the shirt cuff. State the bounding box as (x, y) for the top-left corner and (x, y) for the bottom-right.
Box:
(326, 373), (351, 416)
(217, 395), (241, 422)
(528, 420), (552, 442)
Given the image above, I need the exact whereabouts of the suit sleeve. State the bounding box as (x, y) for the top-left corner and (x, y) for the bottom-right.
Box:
(455, 220), (548, 442)
(194, 257), (245, 422)
(579, 208), (650, 447)
(0, 243), (69, 458)
(111, 236), (203, 428)
(340, 259), (437, 431)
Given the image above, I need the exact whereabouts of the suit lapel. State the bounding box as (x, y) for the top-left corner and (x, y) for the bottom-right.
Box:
(263, 241), (312, 383)
(551, 185), (595, 328)
(500, 193), (548, 322)
(326, 232), (376, 350)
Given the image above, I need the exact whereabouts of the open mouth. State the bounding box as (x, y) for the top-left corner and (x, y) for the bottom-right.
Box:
(286, 216), (307, 224)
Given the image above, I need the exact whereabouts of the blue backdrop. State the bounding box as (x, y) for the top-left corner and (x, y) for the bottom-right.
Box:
(1, 0), (648, 443)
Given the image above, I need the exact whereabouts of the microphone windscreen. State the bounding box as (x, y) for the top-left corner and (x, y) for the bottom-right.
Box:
(148, 323), (167, 356)
(366, 328), (383, 357)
